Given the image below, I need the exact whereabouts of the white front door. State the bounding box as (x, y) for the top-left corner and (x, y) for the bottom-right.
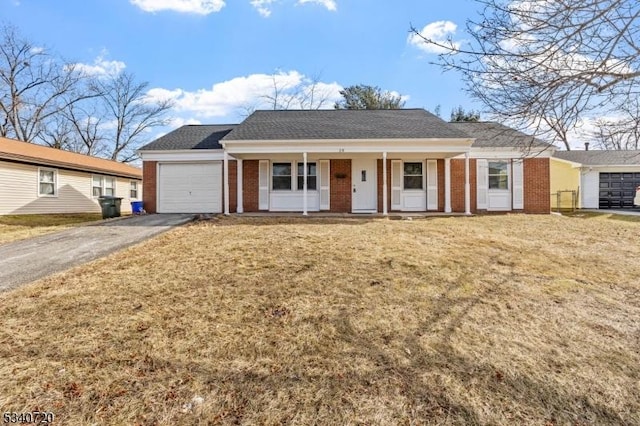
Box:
(352, 158), (377, 212)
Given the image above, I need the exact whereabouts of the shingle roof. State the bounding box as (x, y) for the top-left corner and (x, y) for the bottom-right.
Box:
(139, 125), (236, 151)
(449, 122), (553, 148)
(553, 150), (640, 166)
(0, 137), (142, 179)
(221, 109), (471, 141)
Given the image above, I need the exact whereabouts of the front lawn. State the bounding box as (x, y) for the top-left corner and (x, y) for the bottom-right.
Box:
(0, 213), (104, 245)
(0, 215), (638, 425)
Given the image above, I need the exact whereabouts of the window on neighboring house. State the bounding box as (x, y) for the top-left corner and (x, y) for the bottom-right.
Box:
(488, 161), (509, 190)
(92, 175), (103, 197)
(297, 162), (317, 190)
(104, 177), (115, 196)
(403, 162), (423, 190)
(38, 168), (57, 196)
(272, 163), (292, 190)
(92, 175), (116, 197)
(130, 181), (139, 198)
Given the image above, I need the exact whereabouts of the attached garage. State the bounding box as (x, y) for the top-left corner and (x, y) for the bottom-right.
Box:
(138, 124), (237, 214)
(157, 162), (222, 213)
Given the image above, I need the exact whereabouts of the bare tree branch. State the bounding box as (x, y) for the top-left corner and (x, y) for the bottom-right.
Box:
(410, 0), (640, 150)
(0, 25), (92, 143)
(89, 72), (174, 162)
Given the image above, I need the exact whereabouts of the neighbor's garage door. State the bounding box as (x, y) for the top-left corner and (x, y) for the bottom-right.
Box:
(599, 172), (640, 209)
(158, 162), (222, 213)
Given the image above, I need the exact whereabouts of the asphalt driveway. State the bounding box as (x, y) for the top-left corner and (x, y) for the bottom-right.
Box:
(0, 214), (194, 292)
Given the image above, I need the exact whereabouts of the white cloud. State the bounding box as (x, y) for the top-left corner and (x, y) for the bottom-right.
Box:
(408, 21), (461, 54)
(297, 0), (337, 12)
(169, 117), (203, 128)
(130, 0), (225, 15)
(72, 51), (126, 77)
(250, 0), (276, 17)
(147, 71), (343, 120)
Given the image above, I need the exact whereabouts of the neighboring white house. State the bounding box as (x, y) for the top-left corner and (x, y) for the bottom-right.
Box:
(0, 136), (142, 215)
(553, 150), (640, 209)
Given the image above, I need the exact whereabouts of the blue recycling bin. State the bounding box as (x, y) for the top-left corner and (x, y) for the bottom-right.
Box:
(131, 201), (144, 214)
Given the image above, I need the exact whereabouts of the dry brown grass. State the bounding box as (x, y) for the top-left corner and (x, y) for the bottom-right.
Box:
(1, 214), (639, 425)
(0, 213), (104, 245)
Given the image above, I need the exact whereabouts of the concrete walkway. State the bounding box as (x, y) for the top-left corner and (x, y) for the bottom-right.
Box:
(0, 214), (194, 293)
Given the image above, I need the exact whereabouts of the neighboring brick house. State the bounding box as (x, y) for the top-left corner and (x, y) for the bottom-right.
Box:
(138, 109), (553, 215)
(0, 136), (142, 215)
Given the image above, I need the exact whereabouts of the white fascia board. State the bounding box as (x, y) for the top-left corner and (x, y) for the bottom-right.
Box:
(221, 138), (474, 154)
(582, 164), (640, 170)
(140, 150), (233, 161)
(467, 147), (554, 159)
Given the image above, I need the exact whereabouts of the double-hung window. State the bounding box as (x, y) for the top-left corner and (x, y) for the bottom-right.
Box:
(130, 181), (139, 198)
(488, 161), (509, 190)
(297, 162), (317, 190)
(272, 163), (292, 190)
(403, 162), (423, 190)
(272, 162), (318, 191)
(38, 168), (57, 196)
(92, 175), (116, 197)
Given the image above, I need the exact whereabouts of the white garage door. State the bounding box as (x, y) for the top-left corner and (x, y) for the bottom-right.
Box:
(158, 162), (222, 213)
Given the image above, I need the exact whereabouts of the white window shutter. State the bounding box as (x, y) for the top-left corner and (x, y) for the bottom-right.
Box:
(319, 160), (330, 210)
(391, 160), (402, 210)
(477, 159), (488, 210)
(259, 160), (269, 210)
(512, 159), (524, 209)
(426, 160), (438, 211)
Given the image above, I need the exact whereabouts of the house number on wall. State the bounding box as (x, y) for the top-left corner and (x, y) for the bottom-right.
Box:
(338, 148), (345, 152)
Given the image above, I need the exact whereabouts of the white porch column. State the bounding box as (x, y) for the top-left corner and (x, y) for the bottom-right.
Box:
(382, 152), (388, 215)
(444, 157), (452, 213)
(236, 158), (243, 214)
(303, 152), (308, 216)
(223, 151), (230, 215)
(464, 151), (471, 215)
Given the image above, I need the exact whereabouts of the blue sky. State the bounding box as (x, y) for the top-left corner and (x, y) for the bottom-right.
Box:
(3, 0), (479, 131)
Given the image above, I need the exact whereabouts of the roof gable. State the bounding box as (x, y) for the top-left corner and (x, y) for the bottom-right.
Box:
(222, 109), (471, 141)
(0, 137), (142, 178)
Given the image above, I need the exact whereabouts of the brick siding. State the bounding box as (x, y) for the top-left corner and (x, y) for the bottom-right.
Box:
(243, 160), (260, 212)
(377, 159), (392, 213)
(142, 161), (157, 213)
(437, 159), (445, 212)
(330, 159), (351, 213)
(227, 160), (237, 213)
(450, 158), (477, 213)
(524, 158), (550, 213)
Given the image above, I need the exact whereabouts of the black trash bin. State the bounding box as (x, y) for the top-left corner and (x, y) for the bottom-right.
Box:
(98, 196), (123, 219)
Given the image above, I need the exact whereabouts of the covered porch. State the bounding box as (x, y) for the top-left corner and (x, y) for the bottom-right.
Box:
(221, 140), (474, 215)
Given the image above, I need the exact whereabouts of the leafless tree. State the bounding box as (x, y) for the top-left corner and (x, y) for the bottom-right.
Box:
(0, 24), (91, 142)
(410, 0), (640, 150)
(90, 72), (174, 163)
(62, 100), (106, 156)
(590, 99), (640, 150)
(262, 72), (336, 110)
